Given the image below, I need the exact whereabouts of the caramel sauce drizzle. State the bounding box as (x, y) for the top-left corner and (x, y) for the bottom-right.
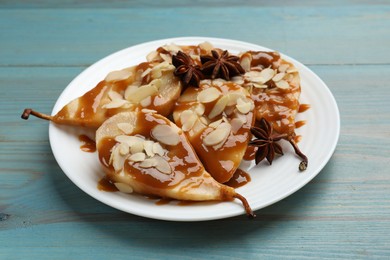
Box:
(79, 134), (96, 153)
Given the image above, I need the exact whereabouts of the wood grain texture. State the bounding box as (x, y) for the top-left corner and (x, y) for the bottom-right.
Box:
(1, 0), (390, 259)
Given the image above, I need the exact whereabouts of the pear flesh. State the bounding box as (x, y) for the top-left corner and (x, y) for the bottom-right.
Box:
(96, 110), (254, 217)
(22, 61), (182, 128)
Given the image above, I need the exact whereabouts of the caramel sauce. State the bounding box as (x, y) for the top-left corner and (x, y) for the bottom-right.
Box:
(243, 146), (257, 161)
(79, 134), (96, 153)
(247, 51), (281, 68)
(225, 169), (251, 188)
(295, 120), (306, 129)
(98, 177), (118, 192)
(298, 104), (311, 113)
(155, 198), (172, 205)
(294, 135), (302, 143)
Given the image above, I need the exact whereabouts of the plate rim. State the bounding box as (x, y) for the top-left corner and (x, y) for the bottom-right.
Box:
(49, 36), (340, 221)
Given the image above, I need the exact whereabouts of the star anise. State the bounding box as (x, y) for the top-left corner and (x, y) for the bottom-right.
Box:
(249, 118), (286, 165)
(172, 51), (203, 89)
(249, 118), (308, 171)
(201, 50), (245, 80)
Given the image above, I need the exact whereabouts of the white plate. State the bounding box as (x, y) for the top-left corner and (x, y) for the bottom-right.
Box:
(49, 37), (340, 221)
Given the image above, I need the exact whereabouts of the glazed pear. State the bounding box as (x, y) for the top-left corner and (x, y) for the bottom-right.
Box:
(173, 80), (256, 183)
(96, 110), (254, 217)
(22, 61), (182, 128)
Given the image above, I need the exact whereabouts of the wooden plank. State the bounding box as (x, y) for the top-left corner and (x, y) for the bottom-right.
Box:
(0, 4), (389, 66)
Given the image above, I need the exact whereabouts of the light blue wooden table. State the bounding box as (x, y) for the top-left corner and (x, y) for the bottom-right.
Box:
(1, 1), (389, 259)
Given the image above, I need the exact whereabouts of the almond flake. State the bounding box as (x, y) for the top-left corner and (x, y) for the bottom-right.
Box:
(141, 68), (152, 78)
(231, 118), (245, 133)
(114, 182), (134, 193)
(286, 67), (299, 73)
(139, 157), (158, 168)
(108, 90), (123, 101)
(231, 76), (244, 85)
(180, 110), (194, 125)
(199, 41), (214, 52)
(117, 123), (134, 135)
(124, 85), (139, 100)
(182, 113), (198, 132)
(151, 124), (180, 146)
(253, 83), (268, 89)
(152, 142), (165, 156)
(278, 64), (289, 73)
(105, 69), (133, 82)
(159, 53), (172, 63)
(118, 143), (130, 156)
(272, 72), (286, 82)
(227, 92), (246, 106)
(208, 119), (222, 129)
(143, 140), (155, 157)
(127, 79), (160, 103)
(140, 96), (152, 107)
(259, 68), (275, 83)
(115, 135), (144, 147)
(151, 61), (174, 78)
(154, 156), (172, 174)
(141, 108), (157, 114)
(102, 99), (129, 109)
(130, 141), (144, 154)
(197, 87), (221, 103)
(203, 122), (231, 146)
(195, 103), (205, 116)
(208, 95), (229, 119)
(275, 80), (290, 89)
(240, 55), (252, 72)
(224, 105), (235, 116)
(236, 98), (252, 114)
(146, 50), (159, 62)
(129, 152), (146, 162)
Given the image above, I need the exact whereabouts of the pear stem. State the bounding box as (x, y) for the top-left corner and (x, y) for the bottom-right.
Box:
(234, 193), (256, 218)
(288, 138), (308, 171)
(21, 108), (53, 121)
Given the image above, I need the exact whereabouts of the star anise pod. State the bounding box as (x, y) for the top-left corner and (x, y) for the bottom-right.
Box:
(200, 50), (245, 80)
(249, 118), (286, 165)
(249, 118), (308, 171)
(172, 51), (203, 89)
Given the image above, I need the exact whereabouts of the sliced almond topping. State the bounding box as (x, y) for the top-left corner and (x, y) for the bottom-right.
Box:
(197, 87), (221, 103)
(141, 108), (157, 114)
(272, 72), (286, 82)
(244, 71), (263, 83)
(208, 95), (229, 119)
(151, 124), (180, 146)
(159, 53), (172, 63)
(152, 142), (165, 156)
(182, 113), (198, 132)
(224, 105), (235, 116)
(124, 85), (139, 100)
(275, 80), (290, 89)
(141, 68), (152, 78)
(259, 68), (275, 83)
(236, 98), (252, 114)
(108, 90), (123, 101)
(146, 50), (159, 62)
(240, 55), (252, 72)
(162, 44), (181, 53)
(102, 99), (129, 109)
(203, 122), (231, 146)
(252, 83), (268, 89)
(129, 152), (146, 162)
(151, 61), (174, 79)
(110, 145), (125, 172)
(114, 182), (134, 193)
(199, 41), (214, 52)
(115, 135), (144, 147)
(180, 110), (194, 125)
(199, 116), (209, 125)
(130, 141), (144, 154)
(227, 92), (246, 106)
(195, 103), (205, 116)
(139, 157), (158, 168)
(105, 69), (133, 82)
(231, 118), (245, 133)
(118, 143), (130, 156)
(208, 118), (223, 129)
(117, 123), (134, 135)
(286, 67), (299, 73)
(278, 64), (289, 73)
(143, 140), (155, 157)
(127, 79), (160, 103)
(231, 76), (244, 85)
(140, 96), (152, 107)
(154, 156), (172, 174)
